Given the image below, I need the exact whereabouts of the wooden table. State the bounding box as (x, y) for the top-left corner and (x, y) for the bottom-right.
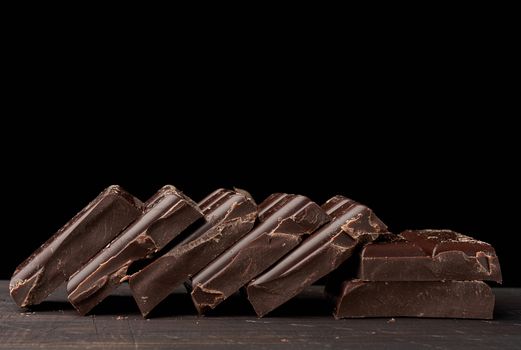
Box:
(1, 281), (519, 349)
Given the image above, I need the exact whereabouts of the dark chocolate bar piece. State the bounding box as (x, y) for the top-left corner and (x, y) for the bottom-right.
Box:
(67, 185), (202, 315)
(129, 189), (257, 317)
(359, 229), (502, 282)
(190, 193), (330, 314)
(246, 195), (388, 317)
(257, 193), (288, 221)
(326, 279), (494, 319)
(10, 185), (143, 307)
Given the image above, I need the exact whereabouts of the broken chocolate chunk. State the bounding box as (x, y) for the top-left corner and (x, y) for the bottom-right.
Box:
(67, 185), (202, 315)
(359, 229), (502, 282)
(190, 193), (330, 314)
(246, 195), (389, 317)
(326, 279), (494, 319)
(129, 188), (257, 317)
(10, 185), (143, 307)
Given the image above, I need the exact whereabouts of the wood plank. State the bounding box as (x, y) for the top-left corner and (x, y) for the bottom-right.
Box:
(1, 281), (520, 349)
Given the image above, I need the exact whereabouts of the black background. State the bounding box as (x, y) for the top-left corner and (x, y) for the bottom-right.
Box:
(2, 17), (518, 287)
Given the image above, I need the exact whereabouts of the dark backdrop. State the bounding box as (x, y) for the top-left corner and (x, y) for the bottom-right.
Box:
(2, 20), (517, 286)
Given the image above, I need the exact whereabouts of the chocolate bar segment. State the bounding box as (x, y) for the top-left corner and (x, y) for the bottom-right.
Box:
(67, 185), (202, 315)
(129, 189), (257, 317)
(257, 193), (288, 221)
(246, 195), (388, 317)
(190, 194), (330, 314)
(359, 229), (502, 282)
(10, 185), (143, 307)
(197, 188), (231, 216)
(326, 280), (494, 319)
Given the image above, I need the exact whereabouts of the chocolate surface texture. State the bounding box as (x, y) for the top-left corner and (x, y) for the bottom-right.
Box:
(326, 229), (501, 319)
(190, 193), (330, 314)
(129, 189), (257, 317)
(246, 195), (389, 317)
(67, 185), (202, 315)
(359, 229), (502, 282)
(10, 185), (143, 307)
(327, 280), (494, 319)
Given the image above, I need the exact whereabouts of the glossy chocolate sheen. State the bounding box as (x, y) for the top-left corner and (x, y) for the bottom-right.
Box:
(246, 195), (389, 317)
(326, 280), (494, 319)
(67, 185), (202, 315)
(10, 185), (143, 308)
(190, 194), (330, 314)
(257, 193), (288, 221)
(129, 189), (257, 317)
(359, 229), (502, 282)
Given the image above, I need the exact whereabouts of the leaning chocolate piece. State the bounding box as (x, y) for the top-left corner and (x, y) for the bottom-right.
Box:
(359, 229), (502, 282)
(10, 185), (143, 308)
(257, 193), (288, 221)
(326, 279), (494, 319)
(67, 185), (202, 315)
(197, 188), (231, 216)
(190, 194), (330, 314)
(129, 189), (257, 317)
(246, 195), (389, 317)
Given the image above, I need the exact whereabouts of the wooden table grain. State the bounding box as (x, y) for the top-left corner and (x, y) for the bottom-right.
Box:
(1, 281), (519, 349)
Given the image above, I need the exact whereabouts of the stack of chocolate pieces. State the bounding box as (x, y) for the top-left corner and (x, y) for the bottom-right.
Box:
(9, 185), (502, 320)
(326, 230), (502, 319)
